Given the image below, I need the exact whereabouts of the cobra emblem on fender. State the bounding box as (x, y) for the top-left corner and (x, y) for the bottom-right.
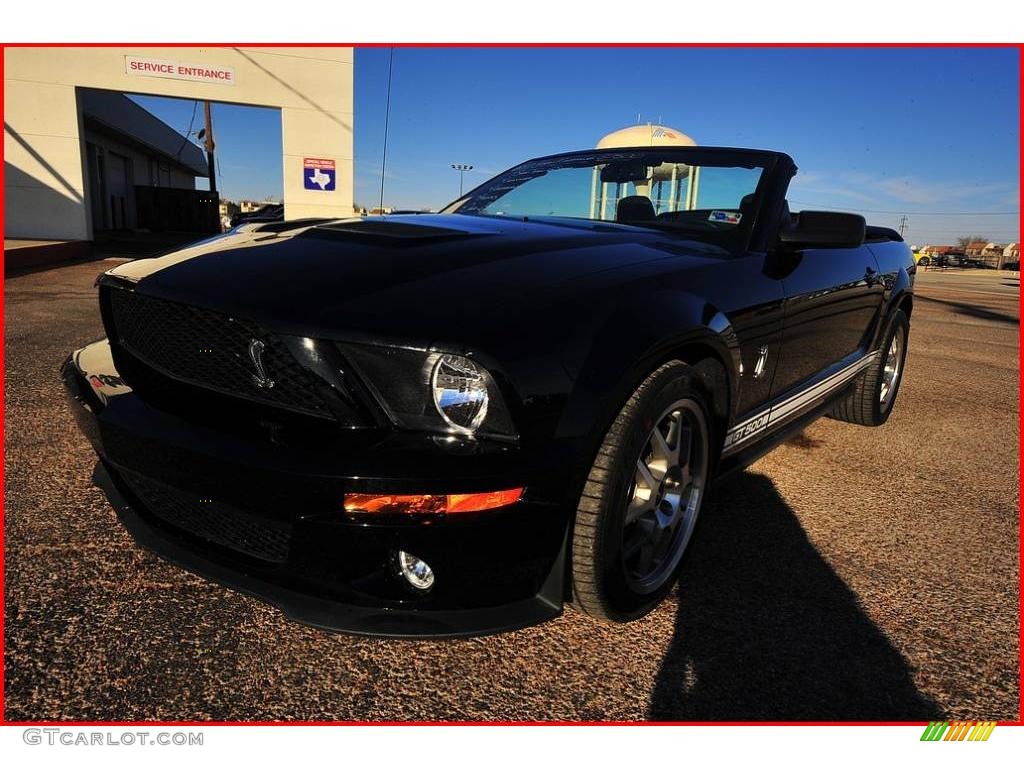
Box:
(248, 339), (275, 389)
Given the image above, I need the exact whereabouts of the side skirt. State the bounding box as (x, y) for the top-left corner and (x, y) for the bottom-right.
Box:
(714, 350), (879, 475)
(714, 394), (846, 479)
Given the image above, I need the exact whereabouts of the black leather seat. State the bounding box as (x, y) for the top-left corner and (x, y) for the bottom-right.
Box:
(616, 195), (656, 223)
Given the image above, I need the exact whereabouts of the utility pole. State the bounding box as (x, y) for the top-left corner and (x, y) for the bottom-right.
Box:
(379, 47), (394, 212)
(898, 215), (908, 237)
(452, 163), (473, 196)
(201, 101), (217, 194)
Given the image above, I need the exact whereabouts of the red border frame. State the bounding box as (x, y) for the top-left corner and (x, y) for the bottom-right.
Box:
(0, 41), (1021, 728)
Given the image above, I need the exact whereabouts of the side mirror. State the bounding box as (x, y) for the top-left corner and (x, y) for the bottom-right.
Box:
(778, 210), (865, 250)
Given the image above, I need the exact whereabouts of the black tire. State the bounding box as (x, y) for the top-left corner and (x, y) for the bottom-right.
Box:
(918, 256), (930, 266)
(829, 309), (909, 427)
(570, 360), (714, 623)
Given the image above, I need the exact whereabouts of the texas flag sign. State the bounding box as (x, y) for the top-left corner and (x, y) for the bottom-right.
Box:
(303, 158), (336, 191)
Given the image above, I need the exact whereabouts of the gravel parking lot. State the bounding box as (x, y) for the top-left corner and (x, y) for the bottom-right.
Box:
(3, 261), (1019, 722)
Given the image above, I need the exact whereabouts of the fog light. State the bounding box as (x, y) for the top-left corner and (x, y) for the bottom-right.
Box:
(397, 551), (435, 590)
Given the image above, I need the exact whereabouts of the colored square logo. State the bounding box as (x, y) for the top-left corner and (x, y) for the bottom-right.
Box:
(303, 158), (336, 191)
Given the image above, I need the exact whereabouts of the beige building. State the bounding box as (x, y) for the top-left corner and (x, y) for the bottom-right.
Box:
(980, 242), (1004, 267)
(4, 46), (353, 249)
(964, 241), (988, 258)
(238, 199), (275, 214)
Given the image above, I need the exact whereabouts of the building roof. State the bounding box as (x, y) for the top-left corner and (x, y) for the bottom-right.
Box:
(79, 89), (208, 177)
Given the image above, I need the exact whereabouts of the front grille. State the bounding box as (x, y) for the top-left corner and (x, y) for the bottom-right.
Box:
(105, 287), (333, 418)
(118, 469), (292, 564)
(100, 424), (341, 507)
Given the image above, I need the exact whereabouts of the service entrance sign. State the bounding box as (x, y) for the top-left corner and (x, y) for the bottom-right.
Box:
(125, 56), (235, 85)
(303, 158), (336, 191)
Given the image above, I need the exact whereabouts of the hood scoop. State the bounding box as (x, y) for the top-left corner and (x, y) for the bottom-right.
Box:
(306, 219), (485, 247)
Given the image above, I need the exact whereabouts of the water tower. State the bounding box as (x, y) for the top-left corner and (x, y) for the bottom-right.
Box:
(591, 124), (699, 220)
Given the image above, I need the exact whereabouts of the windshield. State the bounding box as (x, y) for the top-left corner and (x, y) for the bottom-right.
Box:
(442, 149), (771, 252)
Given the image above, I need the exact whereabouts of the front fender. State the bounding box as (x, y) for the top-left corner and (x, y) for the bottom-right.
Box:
(556, 287), (738, 448)
(868, 241), (915, 348)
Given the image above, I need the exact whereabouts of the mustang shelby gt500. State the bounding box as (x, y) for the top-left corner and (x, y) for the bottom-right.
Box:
(63, 146), (913, 637)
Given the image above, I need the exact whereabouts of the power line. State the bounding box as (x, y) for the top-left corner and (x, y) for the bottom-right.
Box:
(174, 100), (200, 160)
(789, 200), (1019, 216)
(897, 225), (1020, 231)
(910, 229), (1020, 234)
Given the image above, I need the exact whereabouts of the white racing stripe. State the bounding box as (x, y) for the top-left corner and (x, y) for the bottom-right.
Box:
(721, 351), (879, 456)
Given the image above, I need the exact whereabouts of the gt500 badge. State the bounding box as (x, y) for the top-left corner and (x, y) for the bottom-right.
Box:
(709, 210), (742, 224)
(722, 412), (770, 449)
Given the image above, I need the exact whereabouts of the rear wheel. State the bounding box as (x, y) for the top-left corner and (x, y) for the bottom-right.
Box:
(829, 309), (909, 427)
(570, 361), (713, 622)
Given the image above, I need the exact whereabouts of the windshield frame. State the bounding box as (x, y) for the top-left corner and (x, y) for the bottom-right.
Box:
(440, 146), (793, 254)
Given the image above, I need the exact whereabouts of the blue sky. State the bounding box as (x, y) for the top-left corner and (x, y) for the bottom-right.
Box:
(134, 47), (1019, 245)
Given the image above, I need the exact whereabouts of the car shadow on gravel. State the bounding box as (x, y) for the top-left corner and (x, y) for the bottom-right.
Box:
(649, 471), (943, 721)
(915, 294), (1019, 325)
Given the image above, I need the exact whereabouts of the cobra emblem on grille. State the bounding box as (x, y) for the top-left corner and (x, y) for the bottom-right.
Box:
(248, 339), (275, 389)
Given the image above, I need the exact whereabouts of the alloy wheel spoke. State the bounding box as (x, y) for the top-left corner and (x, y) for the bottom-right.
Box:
(626, 488), (655, 524)
(676, 424), (692, 468)
(635, 459), (657, 493)
(650, 422), (678, 467)
(679, 462), (692, 492)
(636, 536), (657, 574)
(623, 519), (656, 559)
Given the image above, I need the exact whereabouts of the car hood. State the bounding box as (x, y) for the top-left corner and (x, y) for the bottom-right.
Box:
(105, 214), (718, 343)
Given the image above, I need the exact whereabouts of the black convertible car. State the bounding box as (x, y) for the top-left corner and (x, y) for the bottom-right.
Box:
(63, 146), (914, 637)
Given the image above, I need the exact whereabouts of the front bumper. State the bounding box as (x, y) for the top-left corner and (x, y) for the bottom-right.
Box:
(63, 341), (570, 638)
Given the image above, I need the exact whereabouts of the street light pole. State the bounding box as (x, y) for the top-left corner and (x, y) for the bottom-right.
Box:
(451, 163), (473, 196)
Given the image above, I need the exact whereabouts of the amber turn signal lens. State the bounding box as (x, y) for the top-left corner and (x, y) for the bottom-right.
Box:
(344, 488), (523, 515)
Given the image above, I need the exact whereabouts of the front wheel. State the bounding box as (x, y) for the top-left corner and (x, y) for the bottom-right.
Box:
(570, 361), (713, 623)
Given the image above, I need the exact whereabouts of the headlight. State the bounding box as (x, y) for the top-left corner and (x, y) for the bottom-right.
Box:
(430, 353), (489, 431)
(337, 343), (515, 439)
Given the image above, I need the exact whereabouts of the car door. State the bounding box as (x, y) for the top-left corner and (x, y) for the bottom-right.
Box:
(769, 245), (885, 398)
(715, 254), (787, 418)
